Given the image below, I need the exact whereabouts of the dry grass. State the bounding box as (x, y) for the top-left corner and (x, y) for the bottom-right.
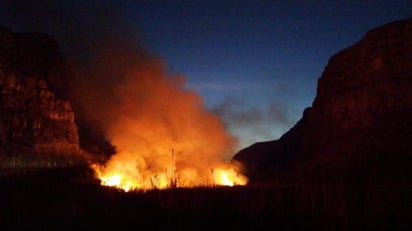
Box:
(0, 167), (410, 230)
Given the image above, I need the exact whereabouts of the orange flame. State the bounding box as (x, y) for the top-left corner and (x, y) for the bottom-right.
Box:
(89, 60), (248, 191)
(212, 168), (248, 186)
(92, 162), (247, 191)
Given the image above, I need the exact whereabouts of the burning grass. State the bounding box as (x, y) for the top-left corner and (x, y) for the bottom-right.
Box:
(91, 161), (248, 192)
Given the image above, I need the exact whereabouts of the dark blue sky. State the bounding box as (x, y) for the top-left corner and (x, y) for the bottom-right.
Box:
(1, 1), (411, 151)
(123, 1), (411, 150)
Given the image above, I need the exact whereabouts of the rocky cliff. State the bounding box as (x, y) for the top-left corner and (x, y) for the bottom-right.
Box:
(233, 17), (412, 184)
(0, 26), (88, 168)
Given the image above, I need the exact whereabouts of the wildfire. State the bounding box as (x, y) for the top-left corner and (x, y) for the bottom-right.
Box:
(212, 168), (244, 186)
(84, 54), (249, 192)
(92, 161), (248, 192)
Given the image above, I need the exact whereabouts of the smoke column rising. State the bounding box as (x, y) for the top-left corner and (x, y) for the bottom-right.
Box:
(100, 59), (237, 188)
(0, 1), (245, 188)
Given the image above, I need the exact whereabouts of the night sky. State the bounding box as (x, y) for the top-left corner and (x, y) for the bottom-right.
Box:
(1, 1), (411, 151)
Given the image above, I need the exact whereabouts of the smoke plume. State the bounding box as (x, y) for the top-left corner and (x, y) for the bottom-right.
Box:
(213, 97), (293, 150)
(0, 1), (243, 188)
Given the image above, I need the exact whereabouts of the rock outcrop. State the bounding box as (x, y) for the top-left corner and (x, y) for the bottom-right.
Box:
(233, 17), (412, 184)
(0, 72), (78, 151)
(0, 26), (88, 168)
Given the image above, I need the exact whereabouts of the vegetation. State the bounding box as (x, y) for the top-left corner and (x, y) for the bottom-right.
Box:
(0, 168), (410, 230)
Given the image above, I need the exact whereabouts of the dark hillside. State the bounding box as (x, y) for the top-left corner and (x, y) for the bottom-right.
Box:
(233, 17), (412, 185)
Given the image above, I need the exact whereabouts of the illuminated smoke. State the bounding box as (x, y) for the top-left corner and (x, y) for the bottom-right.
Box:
(0, 1), (248, 189)
(96, 58), (245, 189)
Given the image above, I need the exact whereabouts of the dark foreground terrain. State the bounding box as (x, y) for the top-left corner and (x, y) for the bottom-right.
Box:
(0, 167), (410, 231)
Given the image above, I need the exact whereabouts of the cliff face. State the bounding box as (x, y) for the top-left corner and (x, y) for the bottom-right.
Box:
(0, 27), (86, 167)
(233, 17), (412, 184)
(0, 26), (73, 99)
(0, 72), (78, 151)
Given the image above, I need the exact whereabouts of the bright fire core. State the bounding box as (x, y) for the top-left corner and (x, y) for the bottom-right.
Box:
(92, 160), (248, 192)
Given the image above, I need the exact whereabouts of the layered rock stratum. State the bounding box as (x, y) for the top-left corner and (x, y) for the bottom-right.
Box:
(233, 17), (412, 184)
(0, 26), (89, 168)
